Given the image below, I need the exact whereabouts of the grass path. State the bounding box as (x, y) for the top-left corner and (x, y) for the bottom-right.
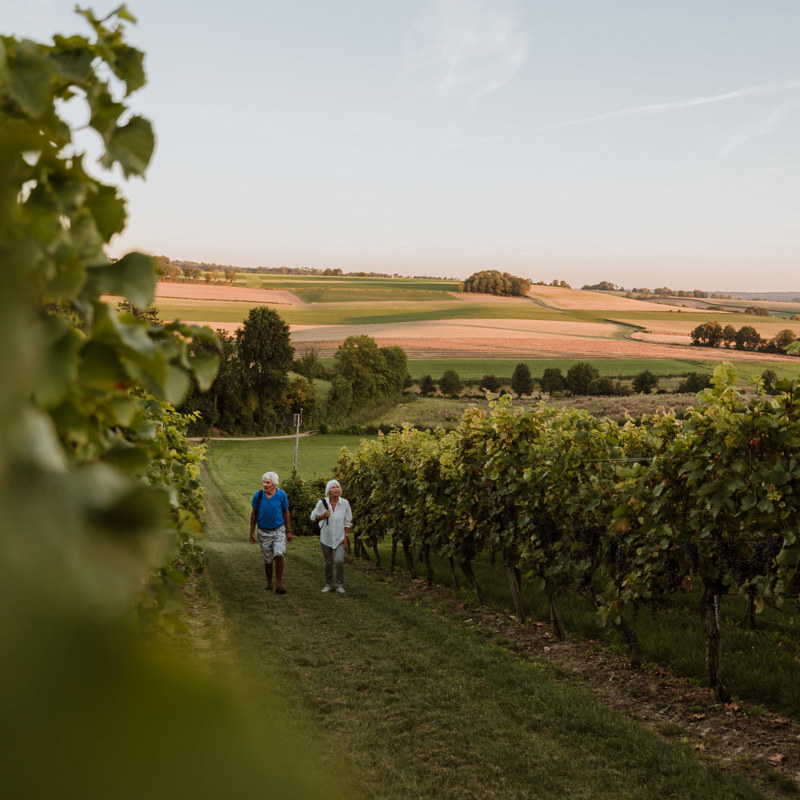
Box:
(195, 463), (769, 800)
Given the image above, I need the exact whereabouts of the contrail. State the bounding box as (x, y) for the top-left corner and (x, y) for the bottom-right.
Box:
(446, 77), (800, 148)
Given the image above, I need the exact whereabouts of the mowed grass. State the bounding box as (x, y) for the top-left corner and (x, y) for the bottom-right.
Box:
(289, 287), (460, 303)
(193, 452), (771, 800)
(204, 435), (371, 516)
(245, 274), (461, 293)
(156, 298), (581, 326)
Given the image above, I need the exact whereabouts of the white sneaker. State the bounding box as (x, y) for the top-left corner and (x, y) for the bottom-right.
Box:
(321, 585), (333, 593)
(336, 586), (346, 594)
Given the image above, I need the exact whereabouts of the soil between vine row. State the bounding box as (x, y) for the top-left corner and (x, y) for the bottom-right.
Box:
(347, 555), (800, 795)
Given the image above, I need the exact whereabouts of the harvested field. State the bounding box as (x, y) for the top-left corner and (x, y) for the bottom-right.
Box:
(152, 281), (799, 365)
(154, 281), (305, 305)
(181, 316), (800, 362)
(526, 285), (695, 313)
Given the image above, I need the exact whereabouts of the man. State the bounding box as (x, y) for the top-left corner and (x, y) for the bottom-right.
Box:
(249, 471), (293, 594)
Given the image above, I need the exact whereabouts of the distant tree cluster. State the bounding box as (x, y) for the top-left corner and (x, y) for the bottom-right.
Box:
(461, 270), (531, 297)
(581, 281), (620, 292)
(158, 256), (236, 284)
(690, 322), (797, 354)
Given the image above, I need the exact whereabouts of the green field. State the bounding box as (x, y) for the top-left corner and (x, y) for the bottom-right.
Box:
(157, 297), (581, 326)
(241, 274), (460, 292)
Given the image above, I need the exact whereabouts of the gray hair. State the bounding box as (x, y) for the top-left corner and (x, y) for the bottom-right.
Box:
(262, 471), (279, 486)
(325, 479), (341, 497)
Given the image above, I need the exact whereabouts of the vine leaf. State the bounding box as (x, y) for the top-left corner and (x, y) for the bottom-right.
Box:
(102, 115), (155, 177)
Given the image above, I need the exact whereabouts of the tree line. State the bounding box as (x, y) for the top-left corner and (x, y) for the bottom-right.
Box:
(691, 321), (798, 354)
(416, 362), (729, 399)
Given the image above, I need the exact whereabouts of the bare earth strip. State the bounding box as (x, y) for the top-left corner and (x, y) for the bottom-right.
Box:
(154, 281), (306, 305)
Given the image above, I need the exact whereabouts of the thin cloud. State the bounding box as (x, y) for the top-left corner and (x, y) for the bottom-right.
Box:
(447, 77), (800, 148)
(404, 0), (527, 104)
(719, 99), (800, 156)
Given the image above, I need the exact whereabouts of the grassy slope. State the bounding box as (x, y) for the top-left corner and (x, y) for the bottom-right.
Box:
(194, 454), (768, 800)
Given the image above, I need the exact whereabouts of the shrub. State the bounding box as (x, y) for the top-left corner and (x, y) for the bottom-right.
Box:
(439, 369), (464, 398)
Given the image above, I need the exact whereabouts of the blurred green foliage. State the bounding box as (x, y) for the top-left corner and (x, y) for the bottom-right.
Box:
(0, 8), (331, 798)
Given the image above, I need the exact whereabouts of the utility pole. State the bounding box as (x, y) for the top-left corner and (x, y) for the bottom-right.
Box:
(293, 409), (302, 472)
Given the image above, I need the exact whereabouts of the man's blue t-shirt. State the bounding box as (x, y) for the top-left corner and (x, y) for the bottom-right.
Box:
(252, 488), (289, 530)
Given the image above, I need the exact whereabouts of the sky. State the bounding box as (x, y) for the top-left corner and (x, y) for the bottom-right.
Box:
(6, 0), (800, 292)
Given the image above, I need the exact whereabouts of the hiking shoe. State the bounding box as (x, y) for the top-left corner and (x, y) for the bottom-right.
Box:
(336, 586), (346, 594)
(321, 585), (333, 593)
(275, 586), (286, 595)
(265, 586), (273, 592)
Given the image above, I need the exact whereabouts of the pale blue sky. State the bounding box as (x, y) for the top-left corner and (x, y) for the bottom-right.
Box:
(8, 0), (800, 291)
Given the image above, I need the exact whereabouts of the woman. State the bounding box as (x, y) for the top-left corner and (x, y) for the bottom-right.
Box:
(311, 479), (352, 594)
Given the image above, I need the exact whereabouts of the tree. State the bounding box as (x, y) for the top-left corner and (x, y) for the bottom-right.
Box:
(295, 347), (326, 382)
(632, 370), (658, 394)
(511, 363), (534, 396)
(283, 375), (318, 423)
(690, 321), (723, 347)
(236, 306), (294, 430)
(419, 374), (436, 396)
(540, 367), (566, 394)
(565, 362), (600, 396)
(676, 372), (712, 393)
(480, 374), (502, 392)
(734, 325), (762, 351)
(772, 329), (796, 352)
(379, 345), (410, 394)
(439, 369), (463, 398)
(760, 369), (779, 396)
(325, 375), (354, 418)
(722, 324), (737, 348)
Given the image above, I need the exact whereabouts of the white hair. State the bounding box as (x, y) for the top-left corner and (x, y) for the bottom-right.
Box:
(262, 471), (279, 486)
(325, 479), (341, 497)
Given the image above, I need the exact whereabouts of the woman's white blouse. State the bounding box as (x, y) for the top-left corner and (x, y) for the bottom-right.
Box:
(310, 497), (352, 548)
